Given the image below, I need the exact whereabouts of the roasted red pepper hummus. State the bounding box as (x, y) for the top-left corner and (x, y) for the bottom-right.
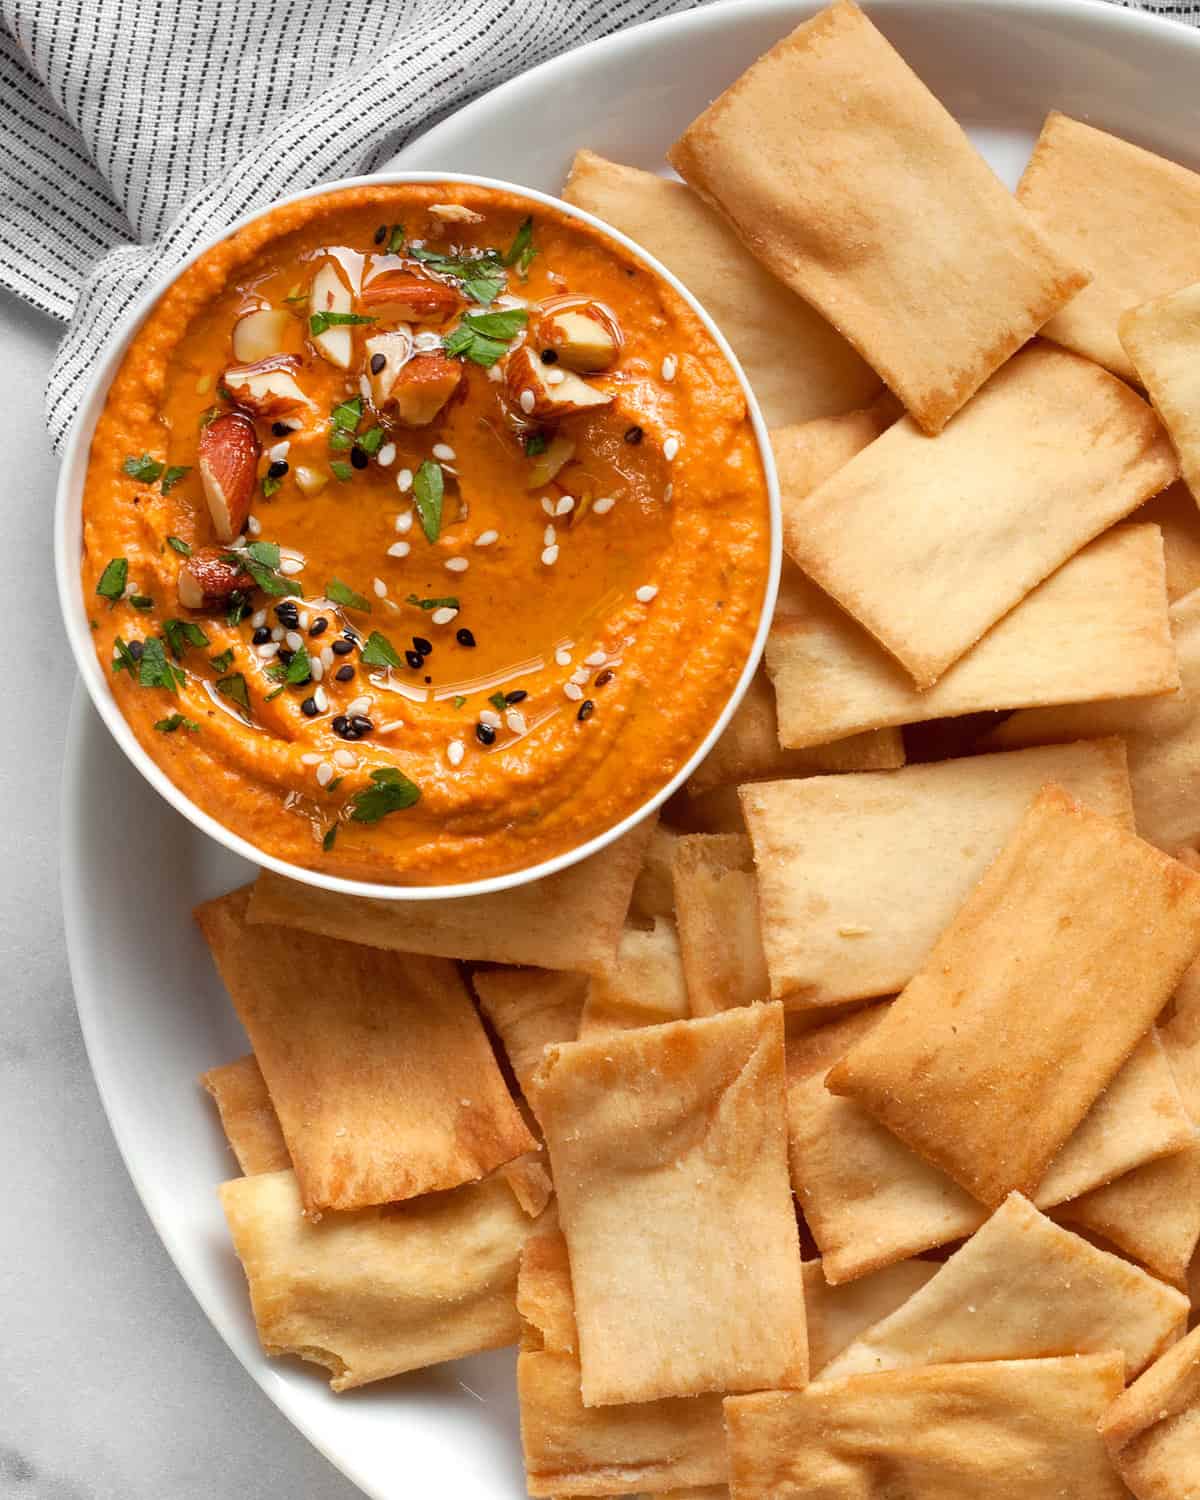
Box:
(80, 183), (771, 883)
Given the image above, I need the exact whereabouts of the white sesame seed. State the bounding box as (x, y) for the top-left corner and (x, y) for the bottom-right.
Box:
(268, 440), (290, 463)
(316, 762), (334, 787)
(395, 509), (413, 532)
(397, 468), (414, 493)
(297, 610), (310, 629)
(320, 645), (334, 669)
(540, 496), (555, 516)
(555, 495), (574, 516)
(563, 681), (584, 701)
(285, 630), (303, 652)
(333, 748), (356, 768)
(377, 443), (396, 467)
(256, 641), (280, 659)
(541, 545), (559, 566)
(479, 708), (501, 728)
(431, 606), (458, 625)
(347, 697), (371, 717)
(314, 685), (329, 712)
(636, 584), (659, 603)
(301, 753), (321, 766)
(593, 496), (615, 514)
(505, 708), (527, 734)
(445, 556), (469, 572)
(447, 739), (465, 766)
(387, 540), (411, 559)
(432, 442), (456, 462)
(373, 577), (388, 598)
(279, 558), (304, 576)
(246, 514), (262, 537)
(519, 389), (536, 414)
(571, 667), (589, 685)
(475, 529), (499, 547)
(584, 650), (606, 667)
(661, 354), (678, 382)
(487, 364), (503, 383)
(664, 483), (674, 503)
(543, 524), (556, 546)
(663, 436), (680, 461)
(310, 657), (324, 682)
(271, 625), (285, 642)
(251, 609), (267, 628)
(555, 648), (572, 667)
(545, 369), (565, 386)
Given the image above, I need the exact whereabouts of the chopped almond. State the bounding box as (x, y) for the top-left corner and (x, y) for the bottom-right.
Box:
(525, 432), (576, 489)
(505, 345), (613, 419)
(223, 356), (313, 419)
(232, 308), (293, 364)
(309, 262), (354, 368)
(364, 330), (414, 406)
(177, 547), (254, 610)
(198, 412), (260, 542)
(360, 272), (462, 322)
(429, 203), (485, 225)
(536, 305), (620, 373)
(387, 352), (463, 427)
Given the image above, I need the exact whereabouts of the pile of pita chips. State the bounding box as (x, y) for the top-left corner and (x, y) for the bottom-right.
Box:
(189, 7), (1200, 1495)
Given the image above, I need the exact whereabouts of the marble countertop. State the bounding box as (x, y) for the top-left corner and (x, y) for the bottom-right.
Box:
(0, 291), (359, 1500)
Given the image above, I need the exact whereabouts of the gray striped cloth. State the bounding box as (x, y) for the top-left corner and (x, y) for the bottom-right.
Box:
(0, 0), (1194, 453)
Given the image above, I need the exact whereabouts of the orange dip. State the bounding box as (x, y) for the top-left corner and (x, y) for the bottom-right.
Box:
(80, 182), (771, 883)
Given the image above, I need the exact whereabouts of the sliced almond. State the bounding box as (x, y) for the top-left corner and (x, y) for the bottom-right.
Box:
(223, 356), (314, 418)
(536, 306), (620, 372)
(198, 412), (259, 542)
(309, 262), (355, 369)
(178, 547), (254, 610)
(387, 352), (463, 427)
(232, 308), (293, 364)
(360, 272), (463, 322)
(505, 345), (612, 419)
(525, 432), (576, 489)
(364, 329), (414, 406)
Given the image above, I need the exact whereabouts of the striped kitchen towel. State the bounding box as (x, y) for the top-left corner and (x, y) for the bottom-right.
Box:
(0, 0), (1194, 451)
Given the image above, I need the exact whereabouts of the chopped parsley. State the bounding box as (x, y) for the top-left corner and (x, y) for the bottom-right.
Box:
(357, 426), (386, 456)
(444, 307), (528, 368)
(96, 557), (128, 603)
(349, 765), (421, 823)
(452, 695), (467, 709)
(111, 637), (138, 675)
(283, 643), (311, 684)
(161, 465), (191, 494)
(264, 684), (286, 702)
(328, 428), (355, 451)
(322, 824), (338, 851)
(216, 672), (252, 716)
(122, 454), (164, 483)
(330, 460), (354, 482)
(386, 224), (405, 254)
(330, 396), (363, 431)
(209, 648), (234, 674)
(327, 578), (371, 612)
(166, 535), (192, 556)
(163, 617), (209, 660)
(488, 690), (507, 713)
(233, 539), (298, 598)
(225, 593), (249, 627)
(503, 216), (536, 276)
(326, 776), (343, 794)
(309, 310), (375, 337)
(361, 631), (403, 668)
(154, 713), (199, 733)
(524, 431), (549, 457)
(262, 473), (283, 498)
(138, 637), (186, 692)
(413, 460), (444, 542)
(410, 245), (505, 305)
(129, 595), (154, 611)
(405, 593), (459, 611)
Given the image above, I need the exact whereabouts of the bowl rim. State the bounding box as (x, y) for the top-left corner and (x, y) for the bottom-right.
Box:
(54, 169), (782, 900)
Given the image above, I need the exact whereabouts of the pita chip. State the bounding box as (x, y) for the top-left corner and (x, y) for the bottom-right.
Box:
(743, 739), (1134, 1005)
(784, 344), (1177, 687)
(200, 1054), (290, 1175)
(561, 149), (879, 428)
(1140, 483), (1200, 602)
(220, 1168), (536, 1390)
(245, 818), (653, 975)
(672, 834), (771, 1015)
(802, 1259), (938, 1375)
(767, 524), (1178, 747)
(579, 918), (690, 1038)
(532, 1004), (806, 1405)
(1122, 280), (1200, 504)
(630, 823), (680, 924)
(827, 788), (1200, 1206)
(472, 967), (587, 1099)
(725, 1356), (1127, 1500)
(770, 401), (899, 507)
(984, 587), (1200, 853)
(1102, 1322), (1200, 1500)
(668, 1), (1088, 434)
(196, 887), (535, 1213)
(822, 1193), (1186, 1381)
(1018, 111), (1200, 382)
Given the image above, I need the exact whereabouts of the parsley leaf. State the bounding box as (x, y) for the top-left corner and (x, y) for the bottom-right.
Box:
(129, 596), (154, 611)
(138, 637), (185, 692)
(154, 713), (199, 733)
(234, 540), (298, 598)
(386, 224), (405, 254)
(452, 695), (467, 709)
(330, 460), (354, 482)
(405, 593), (459, 611)
(330, 396), (363, 431)
(410, 246), (505, 305)
(327, 578), (371, 612)
(322, 824), (338, 851)
(488, 691), (507, 713)
(162, 617), (209, 660)
(122, 454), (164, 483)
(310, 310), (375, 337)
(357, 426), (386, 456)
(226, 593), (249, 627)
(161, 465), (191, 494)
(264, 684), (286, 702)
(326, 776), (343, 793)
(328, 428), (355, 451)
(209, 648), (234, 673)
(349, 765), (421, 823)
(361, 631), (403, 668)
(111, 637), (138, 675)
(503, 215), (536, 276)
(524, 431), (548, 457)
(262, 473), (282, 498)
(216, 673), (252, 716)
(443, 307), (527, 368)
(166, 535), (192, 556)
(284, 644), (311, 684)
(96, 557), (128, 603)
(413, 460), (444, 542)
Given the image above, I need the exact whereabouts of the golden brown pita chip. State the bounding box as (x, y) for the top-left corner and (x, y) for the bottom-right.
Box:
(1140, 483), (1200, 602)
(785, 344), (1177, 687)
(822, 1193), (1186, 1381)
(668, 1), (1087, 435)
(725, 1356), (1127, 1499)
(770, 402), (899, 507)
(686, 668), (903, 795)
(788, 1007), (1192, 1284)
(561, 149), (879, 428)
(533, 1004), (806, 1405)
(827, 788), (1200, 1206)
(473, 967), (587, 1099)
(196, 888), (534, 1213)
(802, 1259), (938, 1375)
(983, 587), (1200, 853)
(1018, 111), (1200, 382)
(1122, 280), (1200, 504)
(200, 1054), (290, 1175)
(767, 525), (1177, 747)
(630, 823), (680, 924)
(246, 819), (653, 975)
(672, 834), (771, 1016)
(220, 1168), (536, 1390)
(1101, 1321), (1200, 1500)
(579, 919), (690, 1038)
(744, 739), (1133, 1006)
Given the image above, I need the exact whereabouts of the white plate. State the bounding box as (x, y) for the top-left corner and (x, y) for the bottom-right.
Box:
(62, 1), (1200, 1495)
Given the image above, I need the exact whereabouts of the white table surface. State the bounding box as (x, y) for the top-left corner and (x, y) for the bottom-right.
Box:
(0, 290), (358, 1499)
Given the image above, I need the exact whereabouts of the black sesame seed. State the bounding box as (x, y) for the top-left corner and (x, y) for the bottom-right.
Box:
(413, 636), (432, 656)
(252, 626), (271, 646)
(373, 224), (387, 245)
(128, 639), (145, 662)
(456, 627), (476, 648)
(334, 664), (355, 683)
(476, 721), (496, 746)
(404, 649), (424, 670)
(271, 421), (291, 438)
(540, 347), (559, 365)
(369, 352), (386, 375)
(331, 638), (354, 656)
(577, 699), (595, 721)
(351, 715), (374, 735)
(624, 425), (644, 445)
(424, 675), (432, 684)
(332, 714), (350, 735)
(267, 460), (289, 480)
(350, 447), (369, 470)
(275, 602), (300, 627)
(278, 649), (294, 667)
(301, 696), (319, 718)
(309, 617), (328, 637)
(594, 669), (614, 687)
(505, 689), (528, 705)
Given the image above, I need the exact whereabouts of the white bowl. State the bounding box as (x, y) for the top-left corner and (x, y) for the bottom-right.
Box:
(55, 172), (781, 901)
